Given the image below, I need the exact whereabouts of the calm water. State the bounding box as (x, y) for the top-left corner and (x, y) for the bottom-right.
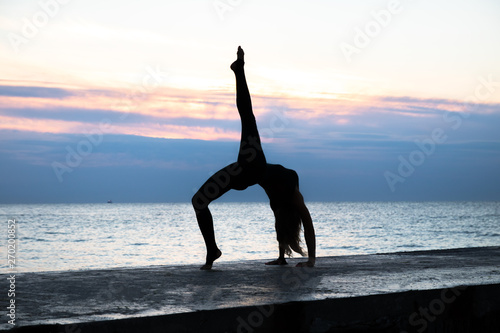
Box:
(1, 202), (499, 273)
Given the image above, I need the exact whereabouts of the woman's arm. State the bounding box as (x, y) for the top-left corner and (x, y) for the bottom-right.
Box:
(293, 188), (316, 267)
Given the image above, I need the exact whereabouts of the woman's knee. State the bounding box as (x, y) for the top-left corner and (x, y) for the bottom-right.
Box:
(192, 190), (209, 212)
(192, 180), (226, 211)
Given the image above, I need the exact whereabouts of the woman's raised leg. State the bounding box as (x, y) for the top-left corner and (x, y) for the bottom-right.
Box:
(231, 47), (266, 173)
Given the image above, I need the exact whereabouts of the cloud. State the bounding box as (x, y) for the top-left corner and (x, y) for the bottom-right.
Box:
(1, 81), (500, 157)
(2, 81), (499, 150)
(378, 96), (460, 106)
(0, 85), (74, 98)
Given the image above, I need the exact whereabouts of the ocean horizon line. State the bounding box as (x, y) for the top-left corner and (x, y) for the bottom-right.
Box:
(2, 199), (500, 205)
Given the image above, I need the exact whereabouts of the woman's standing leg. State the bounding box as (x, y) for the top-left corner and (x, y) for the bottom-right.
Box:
(192, 163), (239, 270)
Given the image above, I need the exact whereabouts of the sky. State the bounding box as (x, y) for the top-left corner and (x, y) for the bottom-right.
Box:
(0, 0), (499, 203)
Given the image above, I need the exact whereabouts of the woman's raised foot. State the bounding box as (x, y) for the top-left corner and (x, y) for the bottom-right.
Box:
(230, 46), (245, 71)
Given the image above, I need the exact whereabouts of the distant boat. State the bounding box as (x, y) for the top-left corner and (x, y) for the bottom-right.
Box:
(107, 200), (113, 203)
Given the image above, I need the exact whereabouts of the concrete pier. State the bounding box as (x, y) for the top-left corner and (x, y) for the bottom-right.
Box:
(4, 246), (500, 332)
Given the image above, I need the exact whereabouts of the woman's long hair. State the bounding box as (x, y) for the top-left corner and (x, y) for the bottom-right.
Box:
(274, 204), (305, 257)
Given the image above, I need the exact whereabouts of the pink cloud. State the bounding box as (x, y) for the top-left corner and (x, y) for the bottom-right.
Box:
(1, 81), (499, 144)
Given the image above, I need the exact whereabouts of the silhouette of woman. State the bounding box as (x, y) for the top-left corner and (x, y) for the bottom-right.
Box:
(192, 46), (315, 269)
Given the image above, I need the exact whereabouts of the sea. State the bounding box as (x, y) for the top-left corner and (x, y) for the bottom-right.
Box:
(1, 202), (499, 273)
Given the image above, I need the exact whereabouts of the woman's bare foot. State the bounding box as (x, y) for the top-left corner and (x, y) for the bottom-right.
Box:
(200, 248), (222, 270)
(230, 46), (245, 71)
(265, 257), (288, 265)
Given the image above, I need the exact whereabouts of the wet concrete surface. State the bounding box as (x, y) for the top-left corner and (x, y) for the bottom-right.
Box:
(4, 246), (500, 330)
